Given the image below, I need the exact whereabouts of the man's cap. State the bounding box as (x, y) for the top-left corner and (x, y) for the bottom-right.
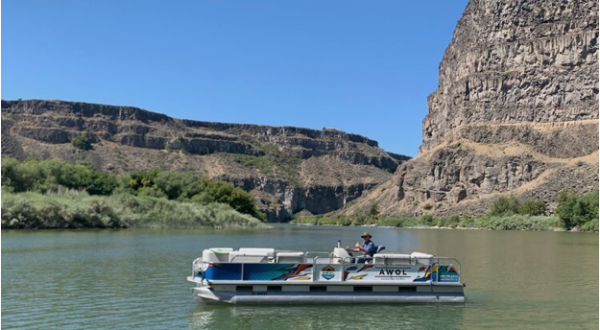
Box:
(361, 232), (372, 238)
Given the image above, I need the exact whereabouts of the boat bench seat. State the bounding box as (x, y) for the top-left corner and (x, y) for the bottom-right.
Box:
(275, 251), (306, 263)
(202, 248), (234, 263)
(373, 253), (412, 265)
(229, 248), (275, 263)
(238, 248), (275, 254)
(411, 252), (434, 265)
(372, 252), (434, 265)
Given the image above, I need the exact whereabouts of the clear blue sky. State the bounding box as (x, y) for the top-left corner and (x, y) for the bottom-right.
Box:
(2, 0), (468, 156)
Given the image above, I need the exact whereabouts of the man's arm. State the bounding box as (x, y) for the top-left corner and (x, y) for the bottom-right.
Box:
(346, 242), (365, 253)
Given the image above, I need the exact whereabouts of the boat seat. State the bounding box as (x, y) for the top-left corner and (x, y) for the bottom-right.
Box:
(229, 248), (275, 263)
(228, 253), (269, 263)
(373, 253), (412, 266)
(276, 251), (306, 263)
(210, 248), (234, 252)
(238, 248), (275, 254)
(411, 252), (434, 265)
(202, 248), (233, 263)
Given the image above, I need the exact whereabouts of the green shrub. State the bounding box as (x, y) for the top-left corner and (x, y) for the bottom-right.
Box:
(86, 172), (119, 195)
(124, 169), (162, 191)
(377, 216), (418, 227)
(137, 187), (168, 198)
(1, 157), (117, 195)
(438, 215), (460, 228)
(556, 190), (599, 229)
(580, 219), (599, 232)
(489, 196), (546, 216)
(518, 199), (546, 216)
(351, 215), (367, 226)
(121, 169), (263, 219)
(153, 171), (201, 200)
(420, 214), (435, 226)
(368, 203), (379, 216)
(71, 135), (93, 150)
(193, 180), (263, 220)
(489, 196), (520, 216)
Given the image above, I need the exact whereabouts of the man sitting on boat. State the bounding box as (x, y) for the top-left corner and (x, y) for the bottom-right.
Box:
(346, 232), (377, 263)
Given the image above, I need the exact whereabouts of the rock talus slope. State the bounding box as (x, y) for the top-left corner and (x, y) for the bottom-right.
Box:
(346, 0), (599, 216)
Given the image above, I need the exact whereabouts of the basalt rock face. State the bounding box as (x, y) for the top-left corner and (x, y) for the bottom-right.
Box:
(1, 99), (409, 222)
(422, 0), (599, 152)
(345, 0), (599, 216)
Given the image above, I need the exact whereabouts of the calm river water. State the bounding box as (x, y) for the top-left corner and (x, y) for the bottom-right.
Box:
(2, 225), (598, 329)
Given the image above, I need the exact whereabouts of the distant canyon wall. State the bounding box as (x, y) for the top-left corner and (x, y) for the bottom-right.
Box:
(1, 99), (409, 222)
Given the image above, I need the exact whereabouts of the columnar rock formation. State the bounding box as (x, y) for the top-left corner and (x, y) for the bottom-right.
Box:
(345, 0), (599, 216)
(1, 99), (409, 221)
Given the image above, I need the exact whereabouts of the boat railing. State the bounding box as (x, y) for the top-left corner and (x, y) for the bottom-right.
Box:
(332, 256), (461, 283)
(193, 253), (461, 283)
(192, 258), (203, 279)
(306, 251), (334, 258)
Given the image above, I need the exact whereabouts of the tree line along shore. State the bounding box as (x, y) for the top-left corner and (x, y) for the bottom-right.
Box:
(1, 157), (597, 231)
(1, 157), (266, 229)
(292, 191), (599, 232)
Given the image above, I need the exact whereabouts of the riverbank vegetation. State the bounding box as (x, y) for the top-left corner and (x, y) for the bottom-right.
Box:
(292, 214), (563, 231)
(555, 190), (599, 231)
(1, 157), (266, 229)
(292, 190), (599, 232)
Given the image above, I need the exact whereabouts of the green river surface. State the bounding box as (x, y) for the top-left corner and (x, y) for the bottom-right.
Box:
(2, 225), (598, 329)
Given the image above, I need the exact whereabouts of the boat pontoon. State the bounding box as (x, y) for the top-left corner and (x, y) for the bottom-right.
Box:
(187, 242), (465, 304)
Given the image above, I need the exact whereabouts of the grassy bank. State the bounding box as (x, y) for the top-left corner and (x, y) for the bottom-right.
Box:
(292, 189), (599, 232)
(1, 189), (266, 229)
(292, 190), (598, 232)
(291, 214), (565, 231)
(1, 157), (267, 229)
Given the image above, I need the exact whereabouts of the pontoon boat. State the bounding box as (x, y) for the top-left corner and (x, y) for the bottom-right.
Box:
(187, 242), (465, 304)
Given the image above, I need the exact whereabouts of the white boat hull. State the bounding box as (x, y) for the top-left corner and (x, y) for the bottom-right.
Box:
(192, 285), (464, 305)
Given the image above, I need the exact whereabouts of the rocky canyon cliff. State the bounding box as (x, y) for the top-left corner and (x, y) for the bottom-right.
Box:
(3, 0), (598, 221)
(1, 99), (409, 221)
(345, 0), (599, 216)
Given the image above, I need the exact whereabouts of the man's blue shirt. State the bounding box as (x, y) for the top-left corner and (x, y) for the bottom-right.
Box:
(361, 241), (376, 257)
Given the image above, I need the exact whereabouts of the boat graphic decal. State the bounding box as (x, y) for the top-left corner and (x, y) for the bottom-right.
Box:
(357, 264), (373, 272)
(321, 265), (336, 280)
(203, 263), (313, 281)
(271, 264), (313, 281)
(413, 265), (459, 282)
(349, 275), (367, 280)
(289, 276), (311, 281)
(343, 264), (373, 280)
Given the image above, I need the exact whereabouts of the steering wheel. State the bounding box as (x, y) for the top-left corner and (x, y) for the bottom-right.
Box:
(345, 248), (354, 257)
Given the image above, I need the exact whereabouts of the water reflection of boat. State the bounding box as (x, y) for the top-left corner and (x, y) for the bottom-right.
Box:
(187, 242), (465, 304)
